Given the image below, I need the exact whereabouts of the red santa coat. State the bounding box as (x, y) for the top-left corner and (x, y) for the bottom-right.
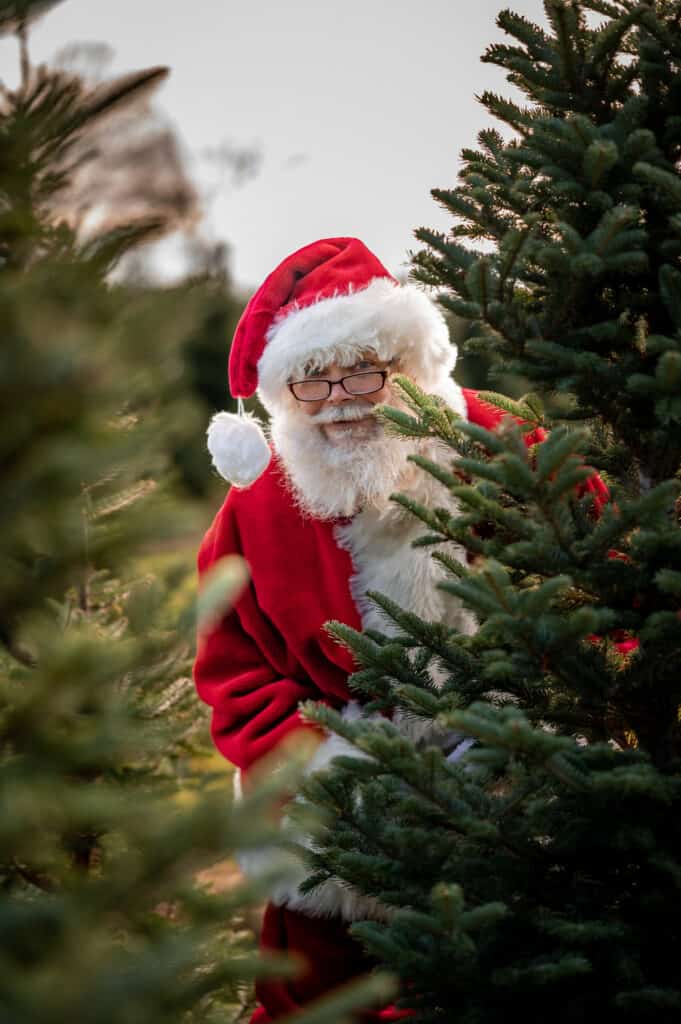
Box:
(194, 458), (361, 774)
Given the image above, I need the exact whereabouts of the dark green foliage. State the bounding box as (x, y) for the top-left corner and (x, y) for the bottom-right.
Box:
(413, 1), (681, 487)
(301, 3), (681, 1020)
(301, 703), (681, 1023)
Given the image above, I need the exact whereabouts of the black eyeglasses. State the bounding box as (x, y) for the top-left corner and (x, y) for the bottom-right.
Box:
(288, 369), (388, 402)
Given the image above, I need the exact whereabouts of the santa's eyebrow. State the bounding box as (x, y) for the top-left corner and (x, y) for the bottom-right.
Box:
(291, 355), (390, 382)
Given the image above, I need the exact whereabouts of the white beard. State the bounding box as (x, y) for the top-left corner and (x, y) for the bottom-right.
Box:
(270, 400), (421, 520)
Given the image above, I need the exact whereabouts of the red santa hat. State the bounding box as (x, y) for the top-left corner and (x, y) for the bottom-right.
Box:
(207, 236), (458, 487)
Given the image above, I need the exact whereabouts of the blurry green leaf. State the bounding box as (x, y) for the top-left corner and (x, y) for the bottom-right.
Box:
(196, 554), (250, 632)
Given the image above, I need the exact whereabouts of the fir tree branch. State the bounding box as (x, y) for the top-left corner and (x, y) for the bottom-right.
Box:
(17, 17), (29, 90)
(0, 620), (37, 668)
(10, 858), (56, 892)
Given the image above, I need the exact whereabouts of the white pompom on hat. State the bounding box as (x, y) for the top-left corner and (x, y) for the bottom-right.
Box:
(207, 236), (461, 488)
(206, 403), (271, 488)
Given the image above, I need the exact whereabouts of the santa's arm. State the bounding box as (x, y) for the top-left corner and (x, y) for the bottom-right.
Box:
(462, 388), (609, 512)
(193, 499), (324, 779)
(194, 619), (321, 773)
(463, 389), (638, 654)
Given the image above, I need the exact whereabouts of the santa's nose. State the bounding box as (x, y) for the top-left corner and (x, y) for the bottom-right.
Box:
(326, 380), (353, 404)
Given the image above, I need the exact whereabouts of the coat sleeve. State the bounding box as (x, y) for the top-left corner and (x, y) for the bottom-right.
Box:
(463, 390), (638, 652)
(193, 495), (324, 776)
(462, 388), (610, 514)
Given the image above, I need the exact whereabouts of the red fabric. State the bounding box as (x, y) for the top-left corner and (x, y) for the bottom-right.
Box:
(461, 389), (609, 514)
(463, 390), (636, 652)
(461, 388), (548, 448)
(252, 903), (410, 1023)
(229, 238), (395, 398)
(194, 455), (362, 780)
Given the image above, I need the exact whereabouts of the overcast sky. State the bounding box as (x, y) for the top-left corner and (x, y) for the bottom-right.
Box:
(1, 0), (548, 290)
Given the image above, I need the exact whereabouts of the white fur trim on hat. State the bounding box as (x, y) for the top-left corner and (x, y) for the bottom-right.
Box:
(206, 410), (271, 488)
(256, 277), (456, 414)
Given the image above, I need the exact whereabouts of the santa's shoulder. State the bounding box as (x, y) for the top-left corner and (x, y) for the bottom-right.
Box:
(215, 451), (300, 524)
(461, 387), (502, 428)
(200, 455), (298, 563)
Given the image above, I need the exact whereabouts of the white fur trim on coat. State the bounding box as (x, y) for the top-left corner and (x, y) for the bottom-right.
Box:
(334, 431), (477, 744)
(233, 702), (391, 921)
(257, 277), (455, 415)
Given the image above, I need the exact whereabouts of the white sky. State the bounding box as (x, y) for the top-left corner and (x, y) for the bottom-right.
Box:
(1, 0), (548, 290)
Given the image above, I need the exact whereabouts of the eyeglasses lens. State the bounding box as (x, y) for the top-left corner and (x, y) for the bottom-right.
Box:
(344, 371), (384, 395)
(292, 379), (331, 400)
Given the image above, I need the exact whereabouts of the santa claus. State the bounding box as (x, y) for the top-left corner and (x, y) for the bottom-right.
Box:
(192, 237), (604, 1021)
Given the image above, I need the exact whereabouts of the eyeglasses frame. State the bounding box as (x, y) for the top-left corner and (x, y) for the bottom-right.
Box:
(287, 368), (389, 403)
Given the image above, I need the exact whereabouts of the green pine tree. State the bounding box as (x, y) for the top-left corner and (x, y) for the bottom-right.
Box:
(299, 3), (681, 1020)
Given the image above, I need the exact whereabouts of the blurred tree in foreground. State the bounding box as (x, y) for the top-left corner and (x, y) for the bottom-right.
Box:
(299, 2), (681, 1020)
(0, 3), (316, 1021)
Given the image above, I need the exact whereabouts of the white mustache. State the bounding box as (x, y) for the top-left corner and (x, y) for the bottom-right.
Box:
(311, 402), (376, 425)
